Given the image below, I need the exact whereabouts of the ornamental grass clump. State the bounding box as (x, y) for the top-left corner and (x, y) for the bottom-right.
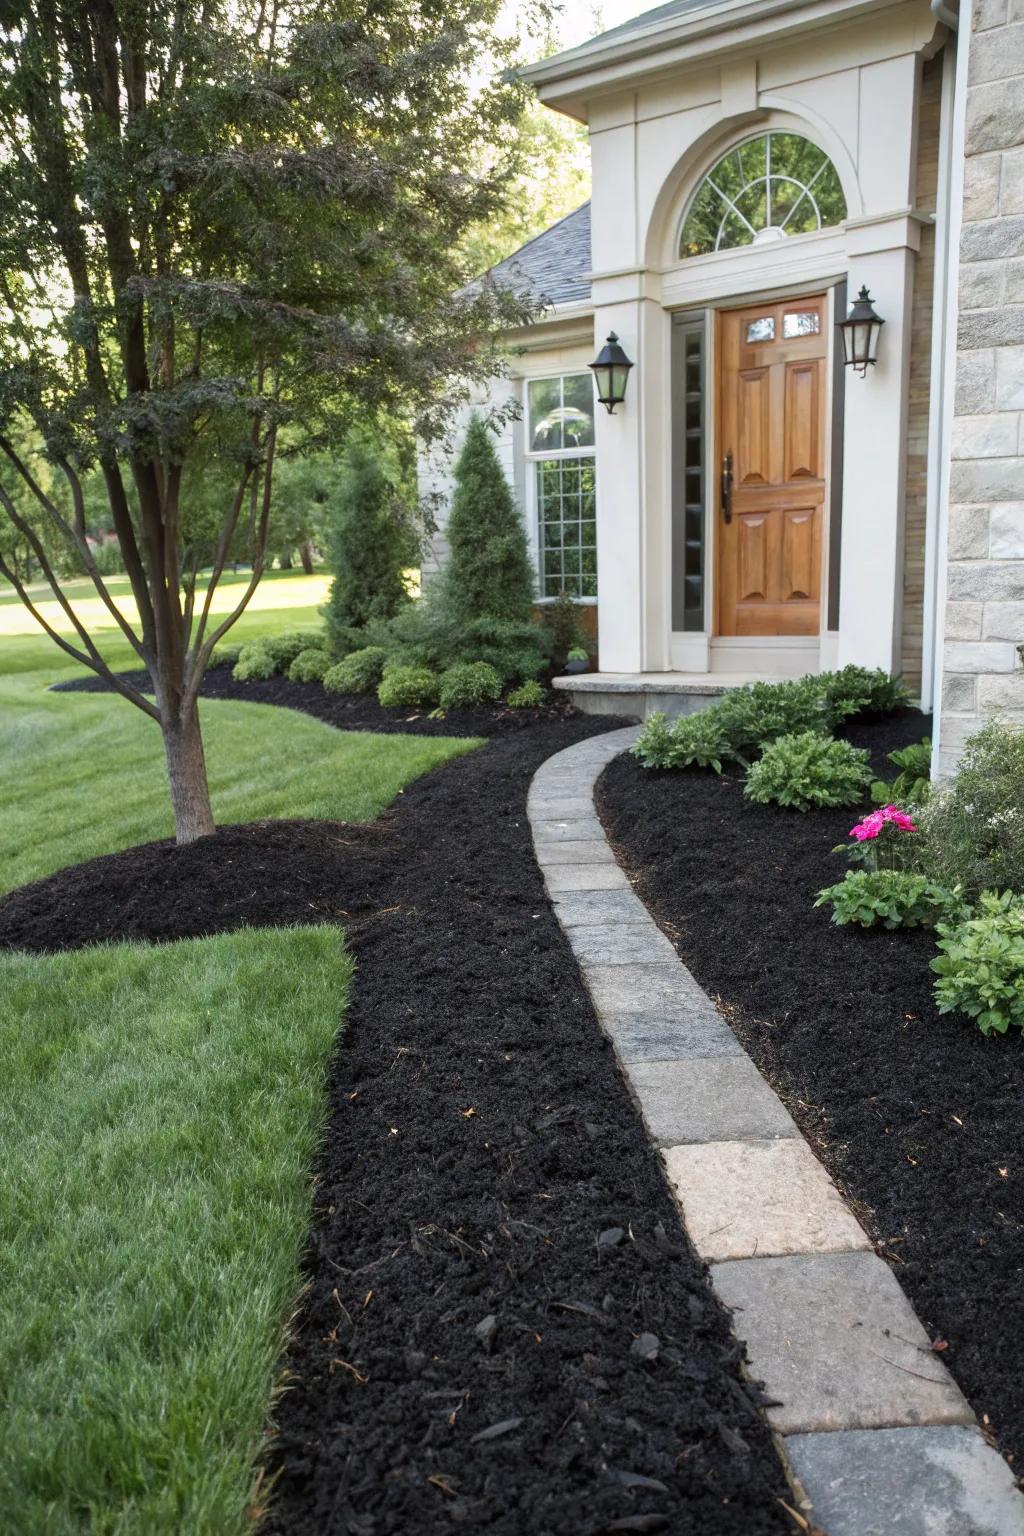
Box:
(744, 731), (873, 811)
(932, 891), (1024, 1036)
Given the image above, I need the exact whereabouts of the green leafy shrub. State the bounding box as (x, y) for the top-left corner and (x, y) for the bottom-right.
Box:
(288, 647), (331, 684)
(716, 678), (833, 756)
(211, 641), (243, 669)
(744, 731), (873, 812)
(818, 665), (911, 719)
(815, 869), (956, 930)
(323, 646), (389, 695)
(232, 641), (277, 681)
(370, 604), (547, 686)
(632, 709), (732, 772)
(932, 890), (1024, 1035)
(916, 720), (1024, 899)
(438, 661), (502, 708)
(377, 665), (439, 709)
(871, 737), (932, 806)
(506, 679), (546, 709)
(262, 630), (324, 671)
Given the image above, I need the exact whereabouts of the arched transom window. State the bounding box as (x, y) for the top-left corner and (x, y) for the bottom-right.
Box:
(679, 132), (847, 258)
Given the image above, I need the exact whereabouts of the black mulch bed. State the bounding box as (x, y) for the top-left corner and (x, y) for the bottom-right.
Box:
(52, 663), (578, 737)
(1, 705), (797, 1535)
(598, 709), (1024, 1472)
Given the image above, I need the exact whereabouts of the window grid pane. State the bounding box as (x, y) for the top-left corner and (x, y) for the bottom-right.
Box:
(536, 451), (597, 599)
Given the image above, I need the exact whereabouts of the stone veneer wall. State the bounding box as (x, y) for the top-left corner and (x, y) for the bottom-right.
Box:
(940, 0), (1024, 770)
(901, 53), (943, 694)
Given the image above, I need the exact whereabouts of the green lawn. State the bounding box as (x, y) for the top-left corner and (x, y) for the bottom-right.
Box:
(0, 574), (480, 893)
(0, 926), (353, 1535)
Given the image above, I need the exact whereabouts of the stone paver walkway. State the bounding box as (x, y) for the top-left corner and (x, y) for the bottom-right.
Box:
(529, 726), (1024, 1536)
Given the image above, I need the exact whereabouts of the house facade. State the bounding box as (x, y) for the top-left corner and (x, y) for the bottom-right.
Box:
(420, 0), (1024, 768)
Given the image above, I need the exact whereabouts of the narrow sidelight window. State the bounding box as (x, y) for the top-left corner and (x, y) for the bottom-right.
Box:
(672, 314), (707, 632)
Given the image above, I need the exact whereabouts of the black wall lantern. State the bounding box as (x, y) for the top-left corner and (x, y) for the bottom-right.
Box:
(838, 285), (885, 375)
(590, 332), (634, 413)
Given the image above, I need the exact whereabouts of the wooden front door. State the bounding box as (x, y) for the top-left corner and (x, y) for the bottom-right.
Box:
(716, 294), (828, 637)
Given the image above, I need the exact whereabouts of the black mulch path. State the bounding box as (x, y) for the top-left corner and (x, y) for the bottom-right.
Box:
(598, 709), (1024, 1472)
(1, 701), (796, 1535)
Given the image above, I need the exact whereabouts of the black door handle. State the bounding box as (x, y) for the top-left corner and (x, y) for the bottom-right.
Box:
(721, 452), (733, 523)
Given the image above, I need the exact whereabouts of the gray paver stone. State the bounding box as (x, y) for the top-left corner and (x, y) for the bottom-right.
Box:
(569, 922), (678, 966)
(664, 1139), (870, 1261)
(625, 1056), (798, 1144)
(786, 1425), (1024, 1536)
(551, 889), (650, 927)
(543, 864), (631, 893)
(535, 840), (616, 865)
(532, 817), (606, 843)
(602, 1013), (743, 1062)
(711, 1251), (974, 1434)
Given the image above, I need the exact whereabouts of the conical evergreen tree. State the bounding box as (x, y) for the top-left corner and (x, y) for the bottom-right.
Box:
(440, 416), (536, 625)
(324, 441), (417, 653)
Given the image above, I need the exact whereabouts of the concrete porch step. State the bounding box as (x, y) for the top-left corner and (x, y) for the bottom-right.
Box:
(552, 670), (769, 718)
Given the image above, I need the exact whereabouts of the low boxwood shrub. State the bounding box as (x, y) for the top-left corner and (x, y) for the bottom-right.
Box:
(744, 731), (873, 812)
(377, 665), (439, 709)
(288, 647), (331, 684)
(438, 661), (502, 709)
(233, 641), (277, 681)
(506, 679), (546, 709)
(631, 709), (732, 772)
(323, 646), (389, 695)
(211, 641), (243, 669)
(932, 890), (1024, 1035)
(815, 869), (956, 930)
(262, 630), (323, 671)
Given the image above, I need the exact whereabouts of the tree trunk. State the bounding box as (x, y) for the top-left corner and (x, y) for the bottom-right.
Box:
(162, 702), (217, 843)
(299, 541), (314, 575)
(280, 550), (293, 569)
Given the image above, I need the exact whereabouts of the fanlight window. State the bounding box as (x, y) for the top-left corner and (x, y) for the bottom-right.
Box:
(679, 132), (847, 258)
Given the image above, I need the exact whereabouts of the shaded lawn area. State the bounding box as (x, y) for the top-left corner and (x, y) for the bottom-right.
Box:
(0, 680), (479, 893)
(0, 926), (352, 1535)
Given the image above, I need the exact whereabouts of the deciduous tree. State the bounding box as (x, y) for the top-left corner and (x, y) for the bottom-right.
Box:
(0, 0), (536, 841)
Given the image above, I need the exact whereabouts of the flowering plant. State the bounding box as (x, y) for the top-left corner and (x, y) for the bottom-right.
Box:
(838, 804), (919, 871)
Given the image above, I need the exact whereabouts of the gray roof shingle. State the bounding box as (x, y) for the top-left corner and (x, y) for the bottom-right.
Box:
(480, 201), (591, 310)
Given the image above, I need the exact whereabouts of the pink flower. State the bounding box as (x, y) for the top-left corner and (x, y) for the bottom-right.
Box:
(849, 804), (918, 841)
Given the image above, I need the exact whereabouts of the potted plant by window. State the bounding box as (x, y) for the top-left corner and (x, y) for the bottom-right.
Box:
(564, 645), (591, 675)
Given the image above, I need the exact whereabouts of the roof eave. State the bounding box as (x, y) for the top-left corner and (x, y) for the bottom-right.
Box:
(522, 0), (899, 108)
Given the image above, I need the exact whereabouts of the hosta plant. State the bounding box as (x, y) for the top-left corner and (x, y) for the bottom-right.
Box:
(631, 709), (733, 772)
(871, 738), (932, 807)
(815, 869), (957, 930)
(932, 890), (1024, 1035)
(744, 731), (873, 812)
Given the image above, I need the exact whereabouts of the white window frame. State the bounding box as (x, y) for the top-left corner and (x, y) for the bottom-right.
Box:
(524, 371), (598, 605)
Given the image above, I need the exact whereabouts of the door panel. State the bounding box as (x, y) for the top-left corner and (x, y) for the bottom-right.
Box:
(716, 294), (827, 637)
